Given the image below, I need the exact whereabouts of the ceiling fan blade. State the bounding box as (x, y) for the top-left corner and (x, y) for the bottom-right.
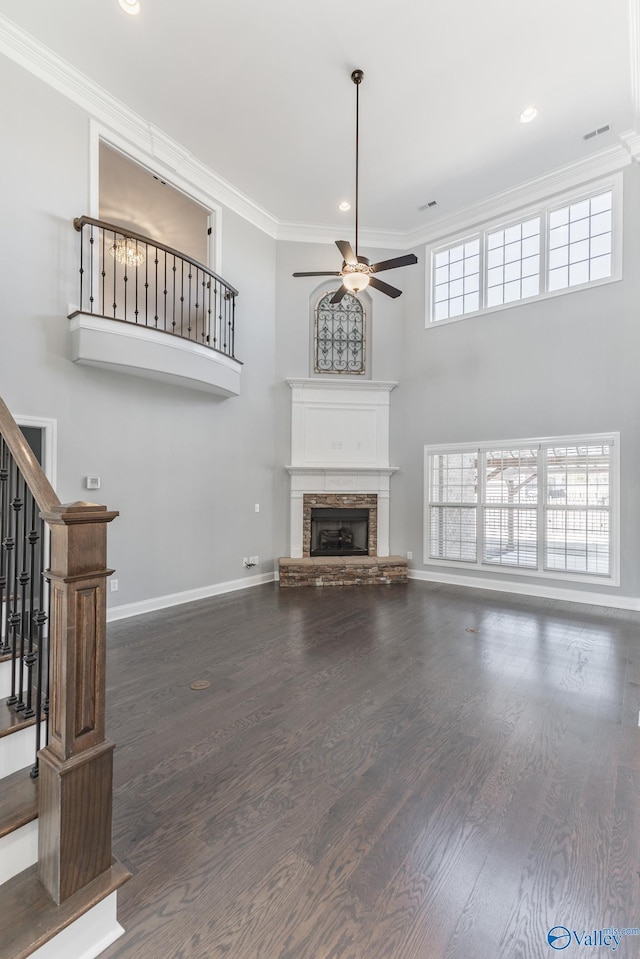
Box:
(370, 253), (418, 274)
(330, 285), (348, 304)
(369, 275), (403, 298)
(335, 240), (357, 266)
(292, 271), (342, 277)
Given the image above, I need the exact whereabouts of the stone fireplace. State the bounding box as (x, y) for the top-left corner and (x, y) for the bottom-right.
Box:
(279, 379), (407, 586)
(305, 493), (377, 557)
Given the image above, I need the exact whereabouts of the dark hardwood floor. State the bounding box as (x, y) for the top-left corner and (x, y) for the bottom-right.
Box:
(102, 582), (640, 959)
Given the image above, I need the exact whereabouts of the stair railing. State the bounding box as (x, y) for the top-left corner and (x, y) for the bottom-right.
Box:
(70, 215), (239, 359)
(0, 396), (119, 904)
(0, 399), (59, 776)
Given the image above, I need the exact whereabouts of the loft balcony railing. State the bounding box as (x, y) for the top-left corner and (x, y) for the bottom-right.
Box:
(70, 216), (239, 359)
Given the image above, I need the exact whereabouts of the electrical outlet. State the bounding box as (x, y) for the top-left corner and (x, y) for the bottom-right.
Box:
(407, 551), (413, 560)
(110, 578), (119, 592)
(254, 503), (260, 513)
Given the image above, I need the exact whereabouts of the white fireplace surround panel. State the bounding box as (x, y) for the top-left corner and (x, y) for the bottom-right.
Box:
(286, 380), (398, 558)
(288, 379), (396, 468)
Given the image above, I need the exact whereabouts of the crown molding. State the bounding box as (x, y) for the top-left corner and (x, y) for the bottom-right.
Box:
(0, 12), (635, 252)
(619, 128), (640, 160)
(403, 144), (632, 249)
(276, 220), (408, 250)
(0, 13), (279, 239)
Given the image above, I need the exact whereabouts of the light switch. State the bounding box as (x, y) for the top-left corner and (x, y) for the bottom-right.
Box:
(85, 476), (101, 490)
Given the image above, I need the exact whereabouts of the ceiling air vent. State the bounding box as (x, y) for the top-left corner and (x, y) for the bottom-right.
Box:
(583, 124), (610, 141)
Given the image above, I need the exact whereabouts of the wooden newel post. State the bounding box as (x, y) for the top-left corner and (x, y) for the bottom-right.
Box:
(37, 501), (119, 905)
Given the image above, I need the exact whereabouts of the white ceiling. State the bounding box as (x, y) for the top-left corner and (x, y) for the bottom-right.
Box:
(0, 0), (636, 236)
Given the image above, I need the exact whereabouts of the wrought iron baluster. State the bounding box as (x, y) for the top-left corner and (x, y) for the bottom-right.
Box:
(23, 491), (38, 719)
(206, 278), (212, 344)
(89, 225), (95, 314)
(187, 265), (193, 339)
(14, 474), (29, 713)
(101, 226), (106, 317)
(6, 460), (19, 706)
(144, 243), (149, 326)
(112, 231), (118, 318)
(134, 242), (139, 323)
(123, 244), (128, 320)
(154, 247), (159, 328)
(172, 256), (177, 333)
(195, 267), (201, 342)
(219, 284), (225, 351)
(163, 251), (168, 332)
(212, 283), (218, 349)
(180, 260), (185, 337)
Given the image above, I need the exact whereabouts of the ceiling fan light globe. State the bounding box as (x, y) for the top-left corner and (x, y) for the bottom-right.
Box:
(342, 272), (370, 293)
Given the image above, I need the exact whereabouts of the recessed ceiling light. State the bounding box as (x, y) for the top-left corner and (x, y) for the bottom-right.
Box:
(519, 106), (538, 124)
(118, 0), (141, 14)
(338, 201), (351, 212)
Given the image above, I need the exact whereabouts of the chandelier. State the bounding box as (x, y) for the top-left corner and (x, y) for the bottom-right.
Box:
(110, 237), (145, 268)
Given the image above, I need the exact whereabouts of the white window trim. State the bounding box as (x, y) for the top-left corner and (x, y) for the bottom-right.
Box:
(426, 173), (623, 328)
(423, 432), (620, 587)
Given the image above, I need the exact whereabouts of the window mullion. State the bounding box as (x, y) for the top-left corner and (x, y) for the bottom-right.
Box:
(477, 448), (484, 566)
(479, 231), (487, 310)
(541, 208), (549, 294)
(538, 444), (545, 572)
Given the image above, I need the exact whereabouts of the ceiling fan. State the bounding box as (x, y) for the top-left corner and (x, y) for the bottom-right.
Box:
(293, 69), (417, 303)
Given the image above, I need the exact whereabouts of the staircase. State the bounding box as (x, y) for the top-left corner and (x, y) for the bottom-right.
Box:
(0, 397), (129, 959)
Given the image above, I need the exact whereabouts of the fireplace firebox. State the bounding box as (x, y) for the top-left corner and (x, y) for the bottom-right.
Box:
(310, 508), (369, 557)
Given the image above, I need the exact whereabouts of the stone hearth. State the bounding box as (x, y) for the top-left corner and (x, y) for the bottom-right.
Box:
(279, 555), (408, 587)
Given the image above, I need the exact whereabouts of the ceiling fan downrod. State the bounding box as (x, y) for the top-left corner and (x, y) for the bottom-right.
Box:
(291, 68), (418, 302)
(352, 68), (363, 259)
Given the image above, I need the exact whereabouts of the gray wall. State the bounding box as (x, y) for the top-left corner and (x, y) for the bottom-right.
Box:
(1, 54), (278, 609)
(5, 45), (639, 608)
(395, 164), (640, 599)
(273, 171), (640, 602)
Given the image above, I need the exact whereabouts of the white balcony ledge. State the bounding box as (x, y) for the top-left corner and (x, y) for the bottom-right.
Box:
(68, 313), (241, 397)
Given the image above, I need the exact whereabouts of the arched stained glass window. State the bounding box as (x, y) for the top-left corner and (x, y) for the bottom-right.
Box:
(314, 291), (365, 374)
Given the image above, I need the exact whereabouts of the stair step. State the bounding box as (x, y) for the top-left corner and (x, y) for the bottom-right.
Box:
(0, 766), (38, 840)
(0, 766), (39, 886)
(0, 858), (130, 959)
(0, 703), (45, 778)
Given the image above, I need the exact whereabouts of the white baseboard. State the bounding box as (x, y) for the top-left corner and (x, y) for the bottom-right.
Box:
(408, 568), (640, 611)
(28, 893), (124, 959)
(0, 818), (38, 887)
(107, 571), (277, 622)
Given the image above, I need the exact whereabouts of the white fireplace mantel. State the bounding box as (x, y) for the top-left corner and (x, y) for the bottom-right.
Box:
(285, 379), (398, 558)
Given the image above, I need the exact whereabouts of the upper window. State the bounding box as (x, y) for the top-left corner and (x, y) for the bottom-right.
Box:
(314, 291), (365, 374)
(425, 434), (618, 585)
(429, 177), (620, 324)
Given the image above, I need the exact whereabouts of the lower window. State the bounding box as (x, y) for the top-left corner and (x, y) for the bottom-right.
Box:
(425, 434), (617, 583)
